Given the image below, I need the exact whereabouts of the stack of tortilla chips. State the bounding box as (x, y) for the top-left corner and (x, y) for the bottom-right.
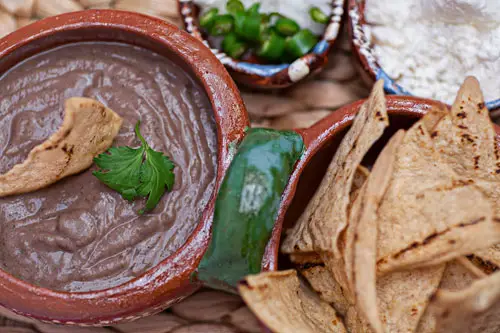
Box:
(238, 78), (500, 333)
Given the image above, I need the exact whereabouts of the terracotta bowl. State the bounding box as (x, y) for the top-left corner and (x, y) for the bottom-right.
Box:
(347, 0), (500, 120)
(178, 0), (346, 89)
(261, 95), (500, 272)
(0, 10), (248, 326)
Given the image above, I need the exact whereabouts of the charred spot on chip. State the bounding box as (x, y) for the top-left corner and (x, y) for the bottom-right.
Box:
(431, 130), (439, 138)
(457, 124), (468, 130)
(448, 239), (456, 244)
(477, 102), (485, 110)
(418, 125), (425, 135)
(466, 255), (498, 275)
(456, 112), (466, 119)
(416, 193), (424, 200)
(474, 156), (480, 169)
(422, 232), (439, 244)
(375, 111), (382, 117)
(461, 133), (475, 143)
(458, 217), (486, 228)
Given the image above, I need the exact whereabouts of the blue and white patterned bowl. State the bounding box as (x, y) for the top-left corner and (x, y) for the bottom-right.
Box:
(348, 0), (500, 119)
(178, 0), (346, 89)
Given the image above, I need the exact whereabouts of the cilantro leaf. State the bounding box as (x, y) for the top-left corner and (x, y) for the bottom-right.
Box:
(93, 121), (175, 213)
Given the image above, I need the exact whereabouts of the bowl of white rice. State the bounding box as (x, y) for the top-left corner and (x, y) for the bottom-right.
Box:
(349, 0), (500, 119)
(179, 0), (346, 88)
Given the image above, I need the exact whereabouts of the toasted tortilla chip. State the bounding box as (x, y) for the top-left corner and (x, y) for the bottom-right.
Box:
(349, 130), (405, 333)
(299, 265), (370, 333)
(290, 252), (323, 265)
(350, 165), (370, 206)
(468, 253), (499, 275)
(429, 77), (500, 269)
(430, 270), (500, 333)
(376, 113), (499, 273)
(0, 98), (123, 197)
(416, 258), (485, 333)
(375, 266), (445, 333)
(282, 80), (389, 295)
(239, 270), (346, 333)
(300, 265), (350, 317)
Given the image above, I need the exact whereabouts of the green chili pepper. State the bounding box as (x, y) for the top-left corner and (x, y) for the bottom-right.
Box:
(226, 0), (244, 14)
(309, 6), (330, 24)
(199, 8), (219, 30)
(247, 2), (261, 15)
(210, 14), (234, 36)
(285, 29), (319, 59)
(222, 32), (247, 59)
(196, 128), (304, 293)
(274, 17), (300, 36)
(234, 10), (265, 42)
(258, 32), (286, 62)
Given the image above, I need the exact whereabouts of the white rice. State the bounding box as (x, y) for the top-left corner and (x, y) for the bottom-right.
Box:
(195, 0), (332, 35)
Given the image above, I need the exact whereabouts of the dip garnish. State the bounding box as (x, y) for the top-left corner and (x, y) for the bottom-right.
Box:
(93, 121), (175, 214)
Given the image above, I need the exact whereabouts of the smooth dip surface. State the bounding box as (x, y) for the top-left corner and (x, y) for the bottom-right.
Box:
(0, 42), (218, 292)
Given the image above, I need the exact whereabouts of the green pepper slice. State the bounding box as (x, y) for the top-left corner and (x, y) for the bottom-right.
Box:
(285, 29), (319, 59)
(226, 0), (244, 14)
(258, 32), (286, 62)
(210, 14), (234, 36)
(222, 32), (247, 59)
(234, 10), (265, 42)
(274, 17), (300, 36)
(196, 128), (304, 293)
(199, 8), (219, 31)
(310, 6), (330, 24)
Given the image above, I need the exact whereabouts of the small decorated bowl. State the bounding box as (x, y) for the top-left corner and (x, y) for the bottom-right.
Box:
(347, 0), (500, 119)
(179, 0), (346, 89)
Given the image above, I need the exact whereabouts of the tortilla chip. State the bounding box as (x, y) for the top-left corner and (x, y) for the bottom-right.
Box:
(300, 265), (351, 317)
(376, 113), (499, 273)
(429, 77), (500, 269)
(282, 80), (389, 294)
(468, 253), (499, 275)
(290, 252), (323, 265)
(430, 270), (500, 333)
(349, 130), (405, 333)
(300, 265), (373, 333)
(0, 97), (123, 197)
(375, 266), (445, 333)
(350, 165), (370, 206)
(239, 270), (346, 333)
(416, 258), (484, 332)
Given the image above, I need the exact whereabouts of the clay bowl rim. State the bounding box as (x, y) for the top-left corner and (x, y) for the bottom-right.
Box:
(178, 0), (346, 89)
(262, 95), (500, 271)
(0, 9), (249, 325)
(346, 0), (500, 114)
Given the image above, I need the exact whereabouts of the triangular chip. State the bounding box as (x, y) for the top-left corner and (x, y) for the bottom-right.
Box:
(282, 80), (389, 295)
(0, 97), (123, 197)
(429, 270), (500, 333)
(374, 266), (445, 333)
(416, 258), (485, 333)
(300, 265), (371, 333)
(429, 77), (500, 268)
(300, 265), (350, 317)
(376, 113), (499, 273)
(239, 270), (346, 333)
(349, 130), (405, 333)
